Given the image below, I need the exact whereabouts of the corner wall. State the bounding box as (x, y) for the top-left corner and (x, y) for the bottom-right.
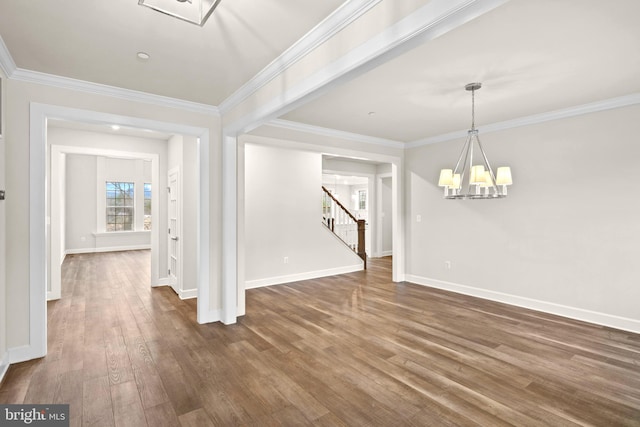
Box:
(405, 104), (640, 332)
(244, 143), (363, 287)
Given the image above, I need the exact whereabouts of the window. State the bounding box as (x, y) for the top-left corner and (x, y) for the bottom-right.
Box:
(144, 183), (152, 230)
(106, 182), (134, 231)
(358, 190), (367, 210)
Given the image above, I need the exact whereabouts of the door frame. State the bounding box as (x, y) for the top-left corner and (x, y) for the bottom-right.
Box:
(22, 102), (211, 363)
(376, 172), (393, 258)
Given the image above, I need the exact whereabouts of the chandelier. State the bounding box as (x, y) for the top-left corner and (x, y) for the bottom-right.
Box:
(438, 83), (512, 199)
(138, 0), (222, 26)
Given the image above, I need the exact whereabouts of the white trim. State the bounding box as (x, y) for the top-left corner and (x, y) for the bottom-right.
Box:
(379, 250), (393, 257)
(12, 68), (219, 115)
(0, 36), (16, 76)
(154, 278), (170, 287)
(92, 231), (151, 237)
(221, 134), (238, 325)
(269, 119), (404, 148)
(407, 92), (640, 148)
(65, 245), (151, 255)
(179, 289), (198, 300)
(198, 309), (222, 324)
(218, 0), (384, 114)
(246, 264), (364, 290)
(242, 133), (401, 165)
(405, 275), (640, 334)
(8, 345), (33, 364)
(375, 172), (392, 258)
(27, 103), (213, 364)
(225, 0), (509, 136)
(0, 352), (9, 385)
(0, 34), (219, 116)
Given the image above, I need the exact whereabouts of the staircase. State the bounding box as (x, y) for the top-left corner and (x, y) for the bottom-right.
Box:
(322, 186), (367, 268)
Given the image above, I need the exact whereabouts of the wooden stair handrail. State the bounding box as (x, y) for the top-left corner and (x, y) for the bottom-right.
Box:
(322, 186), (367, 269)
(322, 186), (358, 222)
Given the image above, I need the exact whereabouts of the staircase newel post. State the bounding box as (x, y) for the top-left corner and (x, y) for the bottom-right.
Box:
(357, 219), (366, 269)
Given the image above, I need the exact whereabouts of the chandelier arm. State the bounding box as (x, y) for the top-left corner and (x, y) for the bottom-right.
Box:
(452, 132), (471, 175)
(456, 133), (473, 190)
(475, 135), (500, 196)
(467, 133), (476, 195)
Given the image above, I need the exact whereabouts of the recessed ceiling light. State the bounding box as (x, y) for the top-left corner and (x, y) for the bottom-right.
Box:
(137, 52), (150, 60)
(368, 111), (376, 116)
(111, 125), (120, 131)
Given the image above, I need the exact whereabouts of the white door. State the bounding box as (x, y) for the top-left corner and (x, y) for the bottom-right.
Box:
(168, 167), (180, 294)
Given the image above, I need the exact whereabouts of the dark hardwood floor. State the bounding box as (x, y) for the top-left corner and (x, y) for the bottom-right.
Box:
(1, 250), (639, 426)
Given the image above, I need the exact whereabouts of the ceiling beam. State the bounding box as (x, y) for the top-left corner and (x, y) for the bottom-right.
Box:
(223, 0), (510, 136)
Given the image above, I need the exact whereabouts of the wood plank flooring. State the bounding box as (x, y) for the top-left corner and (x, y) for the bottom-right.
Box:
(1, 250), (639, 426)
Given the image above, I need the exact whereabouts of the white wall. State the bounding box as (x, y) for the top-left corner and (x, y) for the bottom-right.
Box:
(244, 143), (363, 287)
(65, 154), (152, 252)
(405, 104), (640, 332)
(65, 154), (97, 250)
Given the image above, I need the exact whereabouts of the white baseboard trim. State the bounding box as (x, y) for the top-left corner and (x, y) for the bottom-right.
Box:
(65, 245), (151, 255)
(180, 289), (198, 300)
(380, 250), (393, 257)
(246, 263), (364, 289)
(46, 290), (61, 301)
(153, 278), (170, 287)
(8, 345), (42, 364)
(405, 275), (640, 334)
(198, 309), (221, 324)
(0, 352), (10, 385)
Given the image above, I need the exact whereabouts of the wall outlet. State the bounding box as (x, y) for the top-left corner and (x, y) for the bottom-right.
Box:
(445, 261), (451, 269)
(283, 256), (289, 264)
(416, 214), (422, 223)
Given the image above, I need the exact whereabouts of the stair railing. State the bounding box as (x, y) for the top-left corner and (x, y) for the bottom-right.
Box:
(322, 186), (367, 268)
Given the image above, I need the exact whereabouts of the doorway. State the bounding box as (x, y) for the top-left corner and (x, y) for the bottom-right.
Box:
(26, 103), (212, 362)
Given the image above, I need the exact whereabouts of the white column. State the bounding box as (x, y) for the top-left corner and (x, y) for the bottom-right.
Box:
(221, 133), (238, 324)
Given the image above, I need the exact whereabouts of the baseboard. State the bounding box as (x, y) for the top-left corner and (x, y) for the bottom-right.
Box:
(380, 250), (393, 257)
(46, 290), (61, 301)
(197, 309), (221, 324)
(246, 263), (364, 289)
(405, 275), (640, 334)
(0, 352), (10, 385)
(179, 289), (198, 300)
(153, 278), (170, 287)
(65, 245), (151, 255)
(8, 345), (42, 364)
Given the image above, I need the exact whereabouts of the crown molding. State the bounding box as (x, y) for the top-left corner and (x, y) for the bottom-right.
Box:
(1, 34), (218, 115)
(267, 119), (404, 149)
(406, 93), (640, 148)
(217, 0), (384, 115)
(11, 68), (219, 115)
(0, 36), (17, 76)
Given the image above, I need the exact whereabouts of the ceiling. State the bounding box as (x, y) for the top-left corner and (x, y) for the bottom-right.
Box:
(1, 0), (639, 144)
(0, 0), (345, 105)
